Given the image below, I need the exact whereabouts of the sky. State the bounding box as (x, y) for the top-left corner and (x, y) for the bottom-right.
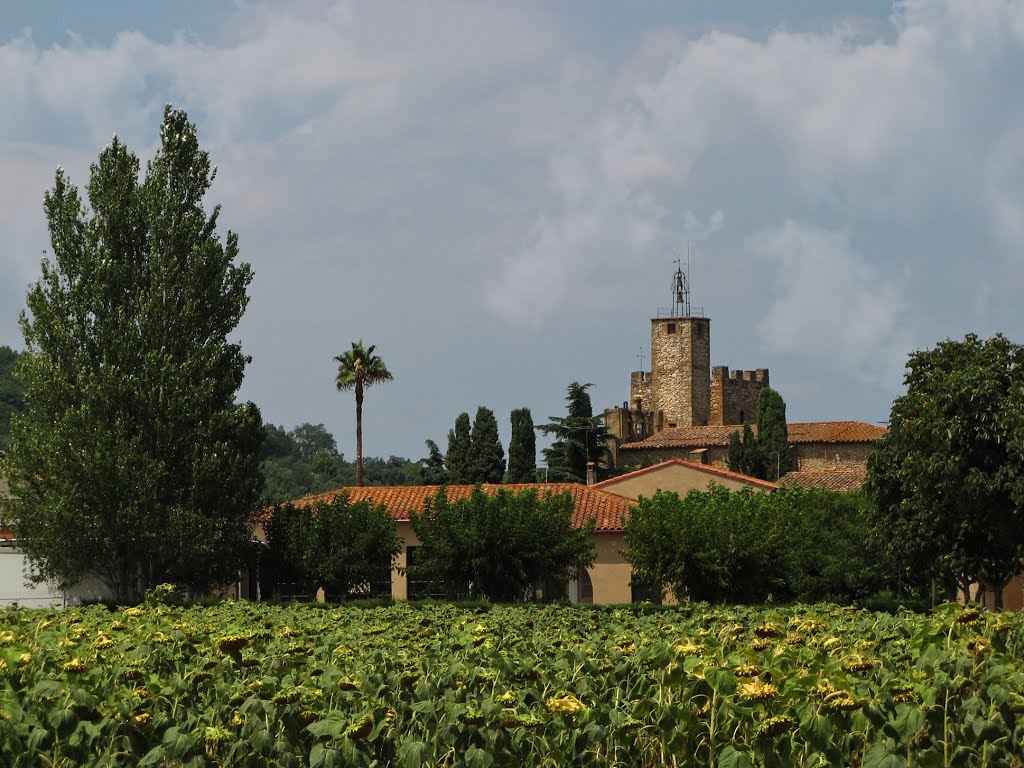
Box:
(1, 0), (1023, 464)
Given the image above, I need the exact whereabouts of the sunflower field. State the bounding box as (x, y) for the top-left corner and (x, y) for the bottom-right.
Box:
(1, 598), (1023, 767)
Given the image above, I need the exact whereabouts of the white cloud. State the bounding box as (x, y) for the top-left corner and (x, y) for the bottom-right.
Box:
(750, 221), (912, 387)
(487, 0), (1024, 392)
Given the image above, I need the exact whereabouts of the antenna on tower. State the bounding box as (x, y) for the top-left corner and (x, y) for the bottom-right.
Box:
(671, 258), (690, 317)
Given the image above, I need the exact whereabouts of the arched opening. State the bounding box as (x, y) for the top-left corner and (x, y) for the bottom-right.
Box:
(577, 570), (594, 604)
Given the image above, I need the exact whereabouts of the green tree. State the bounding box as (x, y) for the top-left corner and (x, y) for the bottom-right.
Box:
(408, 486), (595, 602)
(755, 387), (794, 480)
(1, 107), (263, 601)
(420, 439), (448, 485)
(445, 412), (472, 484)
(259, 423), (347, 505)
(335, 340), (393, 487)
(265, 494), (401, 600)
(625, 485), (893, 604)
(507, 407), (537, 483)
(468, 406), (505, 483)
(866, 333), (1024, 608)
(539, 382), (609, 482)
(726, 423), (766, 478)
(0, 346), (25, 451)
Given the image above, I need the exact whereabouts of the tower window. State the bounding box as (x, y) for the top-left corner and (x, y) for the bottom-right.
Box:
(666, 323), (676, 335)
(696, 324), (705, 338)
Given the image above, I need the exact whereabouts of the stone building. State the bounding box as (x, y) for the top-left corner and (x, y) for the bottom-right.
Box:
(604, 266), (770, 465)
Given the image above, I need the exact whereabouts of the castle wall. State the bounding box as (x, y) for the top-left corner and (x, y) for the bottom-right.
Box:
(629, 372), (653, 412)
(792, 443), (873, 471)
(710, 367), (770, 426)
(650, 317), (710, 428)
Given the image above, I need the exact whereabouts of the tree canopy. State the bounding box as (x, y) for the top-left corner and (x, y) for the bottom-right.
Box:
(335, 340), (393, 487)
(444, 412), (472, 484)
(467, 406), (505, 484)
(408, 487), (596, 602)
(624, 485), (899, 604)
(865, 333), (1024, 607)
(0, 346), (25, 451)
(260, 422), (421, 504)
(1, 107), (263, 601)
(726, 387), (793, 481)
(539, 382), (609, 482)
(264, 494), (401, 601)
(507, 407), (537, 483)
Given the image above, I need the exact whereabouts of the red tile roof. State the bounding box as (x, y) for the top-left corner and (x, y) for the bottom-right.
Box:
(284, 483), (635, 533)
(778, 467), (868, 493)
(592, 459), (778, 492)
(621, 421), (887, 450)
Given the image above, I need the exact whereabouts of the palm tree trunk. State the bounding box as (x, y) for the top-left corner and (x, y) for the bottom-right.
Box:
(355, 380), (364, 487)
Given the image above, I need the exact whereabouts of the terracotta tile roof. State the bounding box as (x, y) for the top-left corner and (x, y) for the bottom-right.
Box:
(621, 421), (887, 450)
(592, 459), (778, 492)
(284, 483), (635, 533)
(778, 467), (868, 493)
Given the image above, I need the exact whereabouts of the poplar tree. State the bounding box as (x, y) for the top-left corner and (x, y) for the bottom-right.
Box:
(468, 406), (505, 483)
(507, 407), (537, 483)
(2, 107), (263, 601)
(445, 412), (472, 484)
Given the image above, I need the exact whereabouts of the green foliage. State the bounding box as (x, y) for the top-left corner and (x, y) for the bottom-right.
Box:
(265, 494), (401, 600)
(507, 407), (537, 483)
(726, 387), (792, 480)
(335, 340), (393, 487)
(0, 346), (25, 451)
(727, 423), (766, 478)
(2, 601), (1023, 766)
(409, 486), (596, 602)
(866, 333), (1024, 607)
(625, 485), (900, 604)
(445, 412), (472, 484)
(419, 439), (448, 485)
(467, 406), (505, 483)
(260, 423), (421, 504)
(2, 107), (262, 602)
(539, 382), (609, 482)
(755, 387), (794, 479)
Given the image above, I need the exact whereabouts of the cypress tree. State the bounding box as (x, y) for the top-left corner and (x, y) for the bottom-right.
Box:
(445, 412), (472, 484)
(727, 422), (767, 478)
(755, 387), (794, 480)
(507, 407), (537, 483)
(468, 406), (505, 483)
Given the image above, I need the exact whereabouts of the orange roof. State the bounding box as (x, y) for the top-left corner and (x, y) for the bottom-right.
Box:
(621, 421), (887, 450)
(592, 459), (778, 492)
(778, 467), (868, 493)
(284, 483), (635, 533)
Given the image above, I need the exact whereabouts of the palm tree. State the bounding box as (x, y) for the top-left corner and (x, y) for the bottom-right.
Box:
(335, 340), (393, 486)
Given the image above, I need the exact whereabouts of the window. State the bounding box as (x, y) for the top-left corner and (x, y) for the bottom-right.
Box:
(696, 324), (705, 339)
(666, 323), (676, 334)
(667, 422), (676, 428)
(405, 546), (446, 600)
(577, 570), (594, 604)
(631, 581), (662, 605)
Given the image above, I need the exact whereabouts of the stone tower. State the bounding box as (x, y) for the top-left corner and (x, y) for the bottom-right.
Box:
(649, 316), (711, 428)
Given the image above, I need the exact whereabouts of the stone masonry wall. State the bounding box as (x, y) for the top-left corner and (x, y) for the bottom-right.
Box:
(710, 367), (770, 426)
(650, 317), (710, 428)
(792, 443), (873, 471)
(629, 371), (653, 412)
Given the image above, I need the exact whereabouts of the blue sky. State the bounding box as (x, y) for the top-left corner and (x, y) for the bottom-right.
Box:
(2, 1), (1022, 463)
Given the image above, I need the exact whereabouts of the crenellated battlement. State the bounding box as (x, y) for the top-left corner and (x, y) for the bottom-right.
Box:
(710, 366), (769, 426)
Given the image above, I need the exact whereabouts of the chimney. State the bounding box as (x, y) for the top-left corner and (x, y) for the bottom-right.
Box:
(586, 461), (597, 486)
